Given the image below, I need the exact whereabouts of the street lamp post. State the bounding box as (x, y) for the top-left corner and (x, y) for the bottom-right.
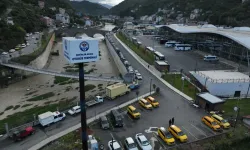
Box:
(79, 63), (88, 150)
(181, 77), (185, 92)
(63, 36), (99, 150)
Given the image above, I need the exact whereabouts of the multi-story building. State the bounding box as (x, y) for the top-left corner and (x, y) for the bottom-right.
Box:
(41, 16), (53, 26)
(56, 13), (70, 24)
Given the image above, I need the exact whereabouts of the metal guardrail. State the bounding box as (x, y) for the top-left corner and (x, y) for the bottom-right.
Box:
(0, 62), (124, 83)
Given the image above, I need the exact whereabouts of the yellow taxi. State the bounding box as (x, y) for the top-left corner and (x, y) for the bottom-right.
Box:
(127, 105), (141, 119)
(146, 96), (159, 107)
(158, 127), (175, 145)
(202, 116), (222, 131)
(168, 125), (188, 143)
(211, 114), (230, 129)
(138, 99), (152, 110)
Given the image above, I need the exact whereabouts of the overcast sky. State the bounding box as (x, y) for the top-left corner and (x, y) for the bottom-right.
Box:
(71, 0), (124, 6)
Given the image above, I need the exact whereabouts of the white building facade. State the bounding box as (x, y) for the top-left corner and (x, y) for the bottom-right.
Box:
(56, 13), (70, 24)
(190, 70), (250, 97)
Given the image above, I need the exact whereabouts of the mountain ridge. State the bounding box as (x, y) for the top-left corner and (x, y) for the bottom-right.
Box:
(70, 0), (109, 15)
(110, 0), (250, 26)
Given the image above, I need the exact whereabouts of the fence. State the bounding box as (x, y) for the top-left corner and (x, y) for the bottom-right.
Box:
(3, 91), (106, 136)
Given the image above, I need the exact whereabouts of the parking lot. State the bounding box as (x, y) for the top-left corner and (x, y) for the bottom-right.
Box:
(135, 36), (234, 73)
(89, 94), (227, 149)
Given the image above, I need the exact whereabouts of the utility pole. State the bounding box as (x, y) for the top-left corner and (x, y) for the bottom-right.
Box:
(150, 79), (152, 95)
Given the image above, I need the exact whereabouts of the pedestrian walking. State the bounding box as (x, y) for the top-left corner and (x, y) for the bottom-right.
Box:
(148, 65), (150, 68)
(172, 117), (175, 125)
(169, 119), (172, 127)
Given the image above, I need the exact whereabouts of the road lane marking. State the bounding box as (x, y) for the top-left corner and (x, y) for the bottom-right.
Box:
(110, 132), (115, 139)
(191, 124), (208, 136)
(181, 126), (198, 140)
(152, 132), (167, 149)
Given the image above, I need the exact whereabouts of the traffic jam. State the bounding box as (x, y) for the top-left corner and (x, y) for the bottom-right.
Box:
(87, 93), (232, 150)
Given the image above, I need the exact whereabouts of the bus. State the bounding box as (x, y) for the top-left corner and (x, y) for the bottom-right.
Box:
(154, 51), (165, 60)
(165, 41), (181, 48)
(203, 55), (219, 62)
(174, 44), (192, 51)
(146, 47), (155, 52)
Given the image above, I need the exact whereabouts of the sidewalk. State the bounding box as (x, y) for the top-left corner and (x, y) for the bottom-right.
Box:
(28, 92), (154, 150)
(114, 34), (193, 102)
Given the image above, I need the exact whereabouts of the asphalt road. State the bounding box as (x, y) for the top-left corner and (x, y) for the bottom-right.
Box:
(87, 34), (218, 149)
(90, 94), (224, 149)
(10, 33), (41, 58)
(136, 36), (234, 73)
(0, 32), (218, 150)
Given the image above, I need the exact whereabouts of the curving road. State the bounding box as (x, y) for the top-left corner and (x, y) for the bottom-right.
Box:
(0, 32), (207, 150)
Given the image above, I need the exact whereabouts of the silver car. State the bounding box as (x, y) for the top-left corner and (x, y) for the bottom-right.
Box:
(100, 116), (109, 130)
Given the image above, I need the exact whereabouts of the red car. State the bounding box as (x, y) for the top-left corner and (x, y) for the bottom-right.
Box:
(10, 126), (35, 141)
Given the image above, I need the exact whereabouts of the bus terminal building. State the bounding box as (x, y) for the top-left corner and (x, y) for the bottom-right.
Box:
(190, 70), (250, 98)
(155, 24), (250, 66)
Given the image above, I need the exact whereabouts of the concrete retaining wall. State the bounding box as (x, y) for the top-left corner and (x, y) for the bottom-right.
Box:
(18, 33), (55, 76)
(29, 33), (55, 69)
(105, 37), (128, 79)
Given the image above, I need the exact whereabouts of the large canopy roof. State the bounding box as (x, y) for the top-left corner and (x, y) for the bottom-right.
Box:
(155, 24), (250, 50)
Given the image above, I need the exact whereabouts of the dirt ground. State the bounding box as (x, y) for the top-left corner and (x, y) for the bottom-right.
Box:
(0, 37), (119, 119)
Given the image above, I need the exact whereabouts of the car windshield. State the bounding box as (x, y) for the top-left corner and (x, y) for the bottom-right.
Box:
(221, 119), (228, 123)
(178, 131), (185, 136)
(128, 143), (137, 148)
(132, 109), (139, 113)
(142, 140), (149, 146)
(211, 122), (217, 126)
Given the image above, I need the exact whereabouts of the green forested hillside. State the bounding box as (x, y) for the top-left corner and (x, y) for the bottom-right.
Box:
(110, 0), (250, 26)
(70, 1), (109, 16)
(0, 0), (73, 50)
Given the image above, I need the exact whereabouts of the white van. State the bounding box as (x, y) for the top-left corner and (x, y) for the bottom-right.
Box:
(203, 55), (219, 61)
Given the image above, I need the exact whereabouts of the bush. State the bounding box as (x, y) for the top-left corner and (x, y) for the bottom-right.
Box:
(26, 92), (55, 101)
(5, 105), (14, 111)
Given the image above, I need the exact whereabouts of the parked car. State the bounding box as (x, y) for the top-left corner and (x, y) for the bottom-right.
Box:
(108, 140), (122, 150)
(135, 73), (142, 80)
(146, 96), (159, 107)
(68, 106), (81, 115)
(127, 105), (141, 119)
(135, 133), (152, 150)
(139, 99), (152, 110)
(124, 137), (138, 150)
(99, 116), (110, 130)
(38, 111), (66, 127)
(9, 126), (35, 142)
(158, 127), (175, 145)
(202, 116), (222, 132)
(168, 125), (188, 142)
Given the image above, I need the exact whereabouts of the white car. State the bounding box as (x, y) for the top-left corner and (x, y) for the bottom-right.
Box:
(32, 36), (35, 39)
(108, 140), (122, 150)
(134, 70), (139, 74)
(68, 106), (81, 115)
(135, 133), (152, 150)
(26, 43), (30, 46)
(135, 73), (142, 80)
(124, 137), (138, 150)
